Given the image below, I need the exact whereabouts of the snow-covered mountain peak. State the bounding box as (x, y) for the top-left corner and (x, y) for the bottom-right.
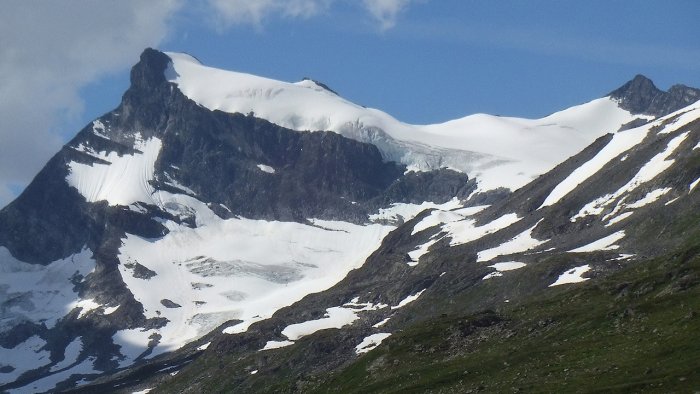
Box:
(163, 50), (646, 192)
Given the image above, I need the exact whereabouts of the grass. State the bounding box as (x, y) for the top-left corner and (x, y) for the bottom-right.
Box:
(307, 248), (700, 393)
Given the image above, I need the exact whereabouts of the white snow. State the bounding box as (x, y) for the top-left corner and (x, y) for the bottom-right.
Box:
(73, 299), (101, 319)
(491, 261), (527, 271)
(355, 333), (391, 354)
(482, 262), (526, 280)
(541, 101), (698, 209)
(690, 177), (700, 192)
(165, 52), (641, 192)
(261, 340), (294, 350)
(0, 336), (51, 385)
(91, 120), (109, 139)
(626, 188), (672, 209)
(163, 173), (196, 195)
(605, 212), (634, 227)
(476, 221), (547, 262)
(197, 342), (211, 351)
(373, 318), (391, 328)
(49, 337), (83, 372)
(250, 370), (258, 375)
(540, 124), (651, 208)
(443, 213), (520, 246)
(256, 164), (276, 174)
(0, 247), (96, 330)
(281, 307), (359, 341)
(67, 135), (162, 206)
(391, 289), (426, 309)
(280, 299), (387, 341)
(8, 356), (98, 394)
(131, 389), (153, 394)
(602, 188), (671, 226)
(113, 328), (158, 367)
(407, 236), (443, 265)
(103, 305), (120, 315)
(549, 265), (592, 287)
(571, 132), (690, 221)
(482, 271), (503, 280)
(112, 189), (392, 355)
(369, 198), (461, 224)
(412, 209), (464, 235)
(568, 231), (625, 253)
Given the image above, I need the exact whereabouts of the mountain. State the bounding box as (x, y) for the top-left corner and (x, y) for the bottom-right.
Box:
(0, 48), (699, 393)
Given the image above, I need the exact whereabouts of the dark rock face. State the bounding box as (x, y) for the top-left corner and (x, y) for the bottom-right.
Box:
(609, 74), (700, 116)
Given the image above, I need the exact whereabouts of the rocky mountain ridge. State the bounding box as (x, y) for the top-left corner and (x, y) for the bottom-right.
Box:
(0, 49), (698, 393)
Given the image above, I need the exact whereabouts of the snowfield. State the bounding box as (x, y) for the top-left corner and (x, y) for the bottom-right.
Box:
(116, 195), (393, 356)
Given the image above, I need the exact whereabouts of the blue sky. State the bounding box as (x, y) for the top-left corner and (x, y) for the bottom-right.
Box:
(1, 0), (699, 206)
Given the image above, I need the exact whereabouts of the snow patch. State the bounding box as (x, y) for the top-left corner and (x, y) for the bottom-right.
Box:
(256, 164), (276, 174)
(103, 305), (120, 315)
(355, 333), (391, 354)
(280, 299), (387, 341)
(73, 299), (101, 319)
(443, 213), (520, 246)
(571, 132), (689, 221)
(369, 198), (461, 224)
(690, 177), (700, 192)
(9, 356), (98, 394)
(540, 123), (652, 208)
(407, 236), (442, 265)
(373, 318), (390, 328)
(0, 247), (96, 330)
(603, 188), (671, 226)
(476, 221), (547, 262)
(261, 340), (294, 350)
(91, 120), (109, 139)
(549, 265), (592, 287)
(113, 328), (158, 367)
(482, 262), (526, 280)
(605, 212), (633, 227)
(412, 209), (464, 235)
(391, 289), (426, 309)
(0, 336), (51, 385)
(568, 231), (625, 253)
(66, 135), (162, 206)
(49, 337), (83, 372)
(281, 307), (358, 341)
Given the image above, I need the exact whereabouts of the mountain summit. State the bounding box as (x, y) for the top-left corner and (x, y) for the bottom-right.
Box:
(1, 49), (699, 392)
(609, 74), (700, 116)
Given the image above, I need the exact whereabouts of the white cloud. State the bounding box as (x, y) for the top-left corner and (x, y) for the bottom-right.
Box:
(207, 0), (418, 30)
(362, 0), (417, 30)
(0, 0), (181, 208)
(208, 0), (331, 27)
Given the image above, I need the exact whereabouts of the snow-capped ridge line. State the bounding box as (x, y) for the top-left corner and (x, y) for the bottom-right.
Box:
(162, 50), (643, 192)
